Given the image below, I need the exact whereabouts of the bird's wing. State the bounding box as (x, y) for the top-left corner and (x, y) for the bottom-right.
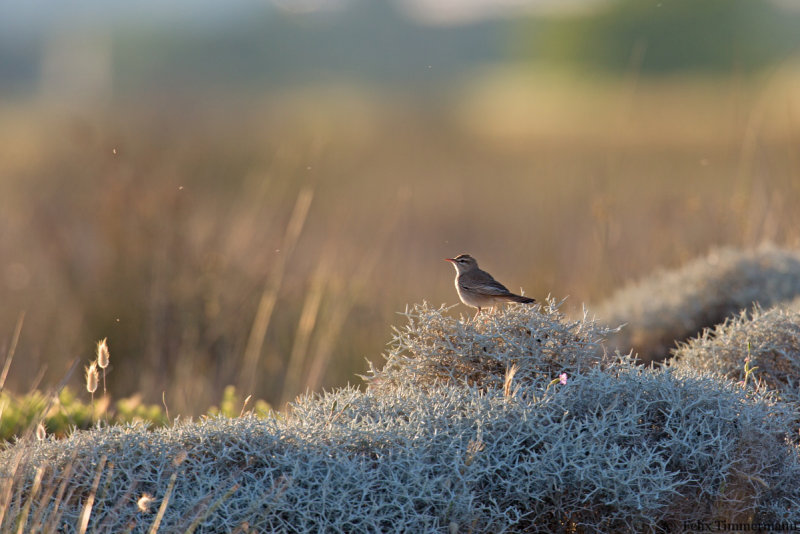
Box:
(461, 272), (512, 296)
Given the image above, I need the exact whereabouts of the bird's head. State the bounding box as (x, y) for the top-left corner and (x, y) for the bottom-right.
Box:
(445, 254), (478, 274)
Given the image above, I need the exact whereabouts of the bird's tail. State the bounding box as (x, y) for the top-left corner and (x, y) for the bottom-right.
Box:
(508, 294), (535, 304)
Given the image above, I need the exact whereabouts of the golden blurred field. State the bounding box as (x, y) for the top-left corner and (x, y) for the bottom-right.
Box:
(2, 65), (800, 414)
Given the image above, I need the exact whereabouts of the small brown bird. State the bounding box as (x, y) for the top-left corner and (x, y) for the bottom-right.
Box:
(445, 254), (535, 317)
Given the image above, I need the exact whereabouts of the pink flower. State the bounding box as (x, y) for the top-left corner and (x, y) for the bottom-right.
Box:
(559, 373), (568, 385)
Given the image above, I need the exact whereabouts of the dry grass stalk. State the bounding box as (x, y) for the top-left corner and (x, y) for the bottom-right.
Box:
(149, 472), (178, 534)
(14, 466), (43, 534)
(241, 186), (314, 394)
(303, 197), (407, 397)
(78, 455), (107, 534)
(0, 312), (24, 392)
(503, 363), (518, 397)
(281, 257), (329, 405)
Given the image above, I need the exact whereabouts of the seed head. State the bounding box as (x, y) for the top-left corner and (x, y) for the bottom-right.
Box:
(137, 493), (154, 513)
(86, 361), (99, 394)
(96, 338), (110, 369)
(36, 422), (47, 441)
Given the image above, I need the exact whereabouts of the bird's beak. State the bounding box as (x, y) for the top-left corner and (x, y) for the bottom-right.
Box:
(444, 258), (454, 263)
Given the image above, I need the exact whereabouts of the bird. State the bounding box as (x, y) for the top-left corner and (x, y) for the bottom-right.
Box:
(445, 254), (535, 317)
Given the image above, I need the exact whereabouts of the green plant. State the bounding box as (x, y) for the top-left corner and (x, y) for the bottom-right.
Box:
(0, 385), (274, 443)
(206, 385), (272, 419)
(0, 388), (167, 442)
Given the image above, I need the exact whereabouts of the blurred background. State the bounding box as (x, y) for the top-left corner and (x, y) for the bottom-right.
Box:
(1, 0), (800, 414)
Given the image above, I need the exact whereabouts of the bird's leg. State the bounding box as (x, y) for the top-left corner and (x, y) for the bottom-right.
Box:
(474, 307), (482, 319)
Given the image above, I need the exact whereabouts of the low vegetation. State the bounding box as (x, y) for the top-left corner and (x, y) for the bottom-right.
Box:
(669, 304), (800, 406)
(364, 298), (617, 393)
(0, 386), (270, 444)
(4, 366), (799, 533)
(3, 255), (800, 531)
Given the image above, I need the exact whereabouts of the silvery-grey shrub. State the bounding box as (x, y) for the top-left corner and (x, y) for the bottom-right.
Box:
(364, 299), (619, 393)
(595, 245), (800, 364)
(669, 304), (800, 406)
(4, 365), (799, 533)
(4, 300), (800, 533)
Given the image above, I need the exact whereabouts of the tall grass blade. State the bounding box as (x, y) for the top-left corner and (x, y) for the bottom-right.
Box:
(304, 194), (405, 394)
(241, 187), (313, 394)
(77, 455), (107, 534)
(0, 312), (25, 391)
(280, 257), (328, 404)
(15, 466), (43, 534)
(38, 454), (77, 532)
(0, 450), (24, 529)
(149, 471), (178, 534)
